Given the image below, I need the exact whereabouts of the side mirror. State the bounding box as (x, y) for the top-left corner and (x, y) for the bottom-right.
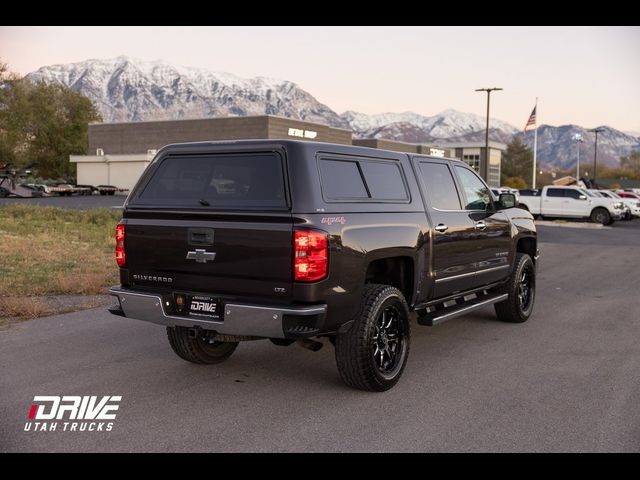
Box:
(499, 193), (516, 209)
(579, 194), (587, 200)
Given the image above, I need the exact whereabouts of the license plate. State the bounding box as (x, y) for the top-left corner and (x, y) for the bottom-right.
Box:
(188, 295), (223, 320)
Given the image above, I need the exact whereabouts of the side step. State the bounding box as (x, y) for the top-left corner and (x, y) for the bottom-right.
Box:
(417, 292), (508, 326)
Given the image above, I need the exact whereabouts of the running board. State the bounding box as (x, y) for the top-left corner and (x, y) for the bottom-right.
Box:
(417, 293), (508, 326)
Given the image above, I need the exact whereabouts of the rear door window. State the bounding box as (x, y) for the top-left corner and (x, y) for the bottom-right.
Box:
(418, 162), (462, 210)
(546, 188), (565, 197)
(133, 153), (287, 209)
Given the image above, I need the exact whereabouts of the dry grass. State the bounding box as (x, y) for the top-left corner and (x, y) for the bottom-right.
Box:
(54, 272), (108, 295)
(0, 205), (121, 319)
(0, 297), (54, 319)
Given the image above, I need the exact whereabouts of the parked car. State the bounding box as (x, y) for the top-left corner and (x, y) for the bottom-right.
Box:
(109, 140), (538, 392)
(616, 191), (640, 200)
(518, 185), (625, 225)
(595, 190), (640, 219)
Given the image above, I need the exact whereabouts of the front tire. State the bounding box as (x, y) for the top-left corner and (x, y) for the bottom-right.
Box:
(494, 253), (536, 323)
(335, 284), (410, 392)
(591, 208), (610, 225)
(167, 326), (238, 364)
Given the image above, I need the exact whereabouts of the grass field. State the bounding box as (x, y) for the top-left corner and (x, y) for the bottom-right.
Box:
(0, 205), (121, 319)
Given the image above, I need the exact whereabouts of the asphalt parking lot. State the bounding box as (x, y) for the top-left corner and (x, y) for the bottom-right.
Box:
(1, 222), (639, 452)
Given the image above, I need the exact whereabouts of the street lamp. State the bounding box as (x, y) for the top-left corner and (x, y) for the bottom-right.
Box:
(573, 133), (584, 180)
(589, 128), (604, 183)
(475, 87), (503, 182)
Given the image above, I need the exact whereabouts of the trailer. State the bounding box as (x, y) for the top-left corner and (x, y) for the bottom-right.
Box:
(0, 164), (44, 198)
(48, 184), (92, 196)
(95, 185), (129, 196)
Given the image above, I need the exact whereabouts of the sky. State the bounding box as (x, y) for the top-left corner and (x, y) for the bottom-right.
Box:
(1, 26), (639, 132)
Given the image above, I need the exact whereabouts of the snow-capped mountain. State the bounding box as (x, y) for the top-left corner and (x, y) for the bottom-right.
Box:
(521, 125), (640, 169)
(27, 56), (347, 127)
(27, 57), (639, 168)
(341, 109), (518, 139)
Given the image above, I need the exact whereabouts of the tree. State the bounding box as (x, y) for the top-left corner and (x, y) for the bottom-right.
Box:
(501, 137), (534, 187)
(0, 61), (101, 178)
(503, 176), (527, 189)
(620, 151), (640, 177)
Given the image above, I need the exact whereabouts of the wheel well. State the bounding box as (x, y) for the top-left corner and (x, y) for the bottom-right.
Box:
(591, 207), (608, 215)
(516, 237), (537, 263)
(518, 203), (529, 211)
(365, 257), (414, 302)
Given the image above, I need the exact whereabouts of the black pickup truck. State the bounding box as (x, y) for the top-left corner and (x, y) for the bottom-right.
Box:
(109, 140), (538, 391)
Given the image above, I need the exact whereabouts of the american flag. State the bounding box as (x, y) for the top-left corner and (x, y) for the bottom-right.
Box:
(523, 106), (537, 132)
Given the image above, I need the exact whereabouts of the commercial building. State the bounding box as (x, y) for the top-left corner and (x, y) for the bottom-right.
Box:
(70, 116), (351, 191)
(71, 115), (505, 190)
(429, 141), (505, 187)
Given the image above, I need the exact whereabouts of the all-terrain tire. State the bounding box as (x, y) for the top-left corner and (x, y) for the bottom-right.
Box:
(335, 284), (410, 392)
(494, 253), (536, 323)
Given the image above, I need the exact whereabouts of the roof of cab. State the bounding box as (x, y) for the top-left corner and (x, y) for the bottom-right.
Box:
(155, 138), (459, 163)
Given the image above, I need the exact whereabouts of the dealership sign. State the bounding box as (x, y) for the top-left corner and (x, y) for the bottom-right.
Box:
(288, 128), (317, 139)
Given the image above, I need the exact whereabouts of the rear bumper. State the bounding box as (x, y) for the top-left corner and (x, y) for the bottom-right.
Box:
(109, 286), (327, 339)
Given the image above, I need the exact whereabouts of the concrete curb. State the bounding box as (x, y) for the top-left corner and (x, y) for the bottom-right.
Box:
(534, 220), (611, 229)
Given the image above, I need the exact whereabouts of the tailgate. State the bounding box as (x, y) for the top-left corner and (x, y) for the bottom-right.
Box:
(125, 214), (293, 299)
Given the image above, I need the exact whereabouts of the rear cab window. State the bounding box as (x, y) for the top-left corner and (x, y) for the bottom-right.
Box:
(131, 153), (288, 209)
(318, 156), (409, 202)
(417, 161), (462, 210)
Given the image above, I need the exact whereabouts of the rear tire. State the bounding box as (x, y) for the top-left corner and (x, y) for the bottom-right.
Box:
(591, 208), (610, 225)
(494, 253), (536, 323)
(335, 284), (410, 392)
(167, 326), (238, 364)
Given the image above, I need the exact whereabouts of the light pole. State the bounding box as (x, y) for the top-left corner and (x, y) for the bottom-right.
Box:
(573, 133), (584, 180)
(589, 128), (604, 183)
(475, 87), (503, 182)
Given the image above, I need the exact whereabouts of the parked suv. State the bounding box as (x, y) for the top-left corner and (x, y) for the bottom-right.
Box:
(109, 140), (538, 391)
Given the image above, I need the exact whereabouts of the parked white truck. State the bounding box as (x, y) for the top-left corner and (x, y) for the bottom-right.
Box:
(518, 186), (625, 225)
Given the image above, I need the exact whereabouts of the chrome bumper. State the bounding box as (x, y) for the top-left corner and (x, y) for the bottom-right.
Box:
(109, 286), (327, 339)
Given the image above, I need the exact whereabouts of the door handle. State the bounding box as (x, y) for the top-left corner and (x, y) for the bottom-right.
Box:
(434, 224), (448, 233)
(475, 221), (487, 231)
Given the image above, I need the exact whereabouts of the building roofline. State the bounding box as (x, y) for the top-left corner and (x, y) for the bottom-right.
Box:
(430, 141), (508, 149)
(89, 114), (352, 133)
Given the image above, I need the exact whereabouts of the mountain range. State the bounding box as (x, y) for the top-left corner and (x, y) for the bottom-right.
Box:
(27, 57), (640, 169)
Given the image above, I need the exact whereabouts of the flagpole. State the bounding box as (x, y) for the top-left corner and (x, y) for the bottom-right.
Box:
(532, 97), (538, 189)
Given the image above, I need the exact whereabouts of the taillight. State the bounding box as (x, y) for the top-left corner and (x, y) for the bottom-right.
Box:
(294, 229), (328, 282)
(115, 223), (126, 267)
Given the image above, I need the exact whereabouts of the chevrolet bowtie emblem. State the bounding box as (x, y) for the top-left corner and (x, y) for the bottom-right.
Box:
(186, 249), (217, 264)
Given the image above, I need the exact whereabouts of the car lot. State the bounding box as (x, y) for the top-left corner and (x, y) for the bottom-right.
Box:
(1, 222), (639, 452)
